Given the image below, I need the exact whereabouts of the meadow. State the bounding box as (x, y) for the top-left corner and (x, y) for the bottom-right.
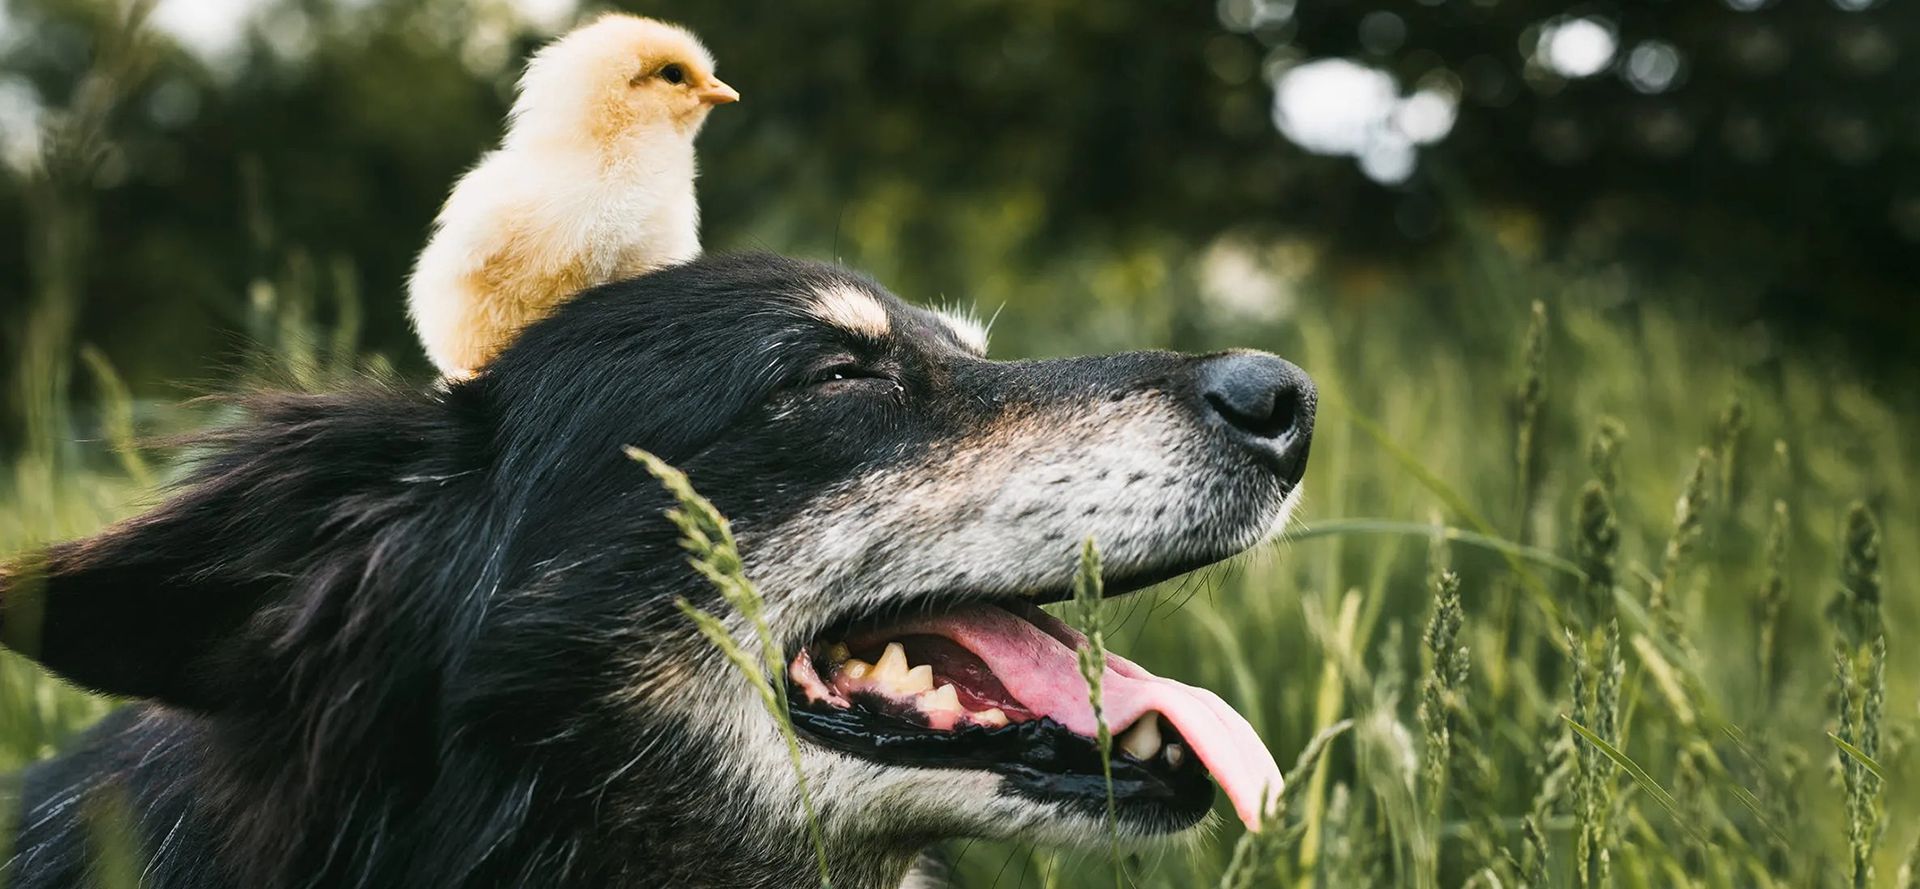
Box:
(2, 217), (1914, 887)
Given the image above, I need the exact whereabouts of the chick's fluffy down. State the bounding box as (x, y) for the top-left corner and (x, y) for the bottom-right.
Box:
(408, 14), (730, 378)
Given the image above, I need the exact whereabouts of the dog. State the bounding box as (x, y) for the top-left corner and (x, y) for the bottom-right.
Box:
(0, 253), (1315, 889)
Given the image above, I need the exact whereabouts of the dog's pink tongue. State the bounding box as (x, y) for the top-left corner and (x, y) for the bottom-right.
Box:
(884, 604), (1282, 831)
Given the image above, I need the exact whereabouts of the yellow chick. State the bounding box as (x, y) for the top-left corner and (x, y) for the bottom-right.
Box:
(408, 14), (738, 378)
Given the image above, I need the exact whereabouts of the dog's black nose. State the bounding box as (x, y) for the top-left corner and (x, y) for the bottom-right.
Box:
(1199, 351), (1316, 483)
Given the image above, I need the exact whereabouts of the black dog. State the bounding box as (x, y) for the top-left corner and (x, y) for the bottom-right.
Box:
(0, 253), (1314, 889)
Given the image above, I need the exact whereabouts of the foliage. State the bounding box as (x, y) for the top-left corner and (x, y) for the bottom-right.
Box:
(4, 0), (1920, 404)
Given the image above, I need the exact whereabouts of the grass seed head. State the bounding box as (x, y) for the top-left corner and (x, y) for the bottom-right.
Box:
(1513, 299), (1549, 525)
(1418, 570), (1466, 820)
(1652, 448), (1714, 646)
(631, 448), (833, 888)
(1587, 418), (1627, 497)
(1757, 499), (1790, 700)
(1711, 398), (1748, 505)
(1828, 503), (1882, 648)
(1574, 481), (1620, 626)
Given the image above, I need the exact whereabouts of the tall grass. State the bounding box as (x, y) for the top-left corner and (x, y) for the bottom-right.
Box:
(1067, 537), (1126, 887)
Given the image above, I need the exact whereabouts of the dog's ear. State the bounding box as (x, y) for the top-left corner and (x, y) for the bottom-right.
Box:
(0, 511), (268, 707)
(0, 390), (469, 710)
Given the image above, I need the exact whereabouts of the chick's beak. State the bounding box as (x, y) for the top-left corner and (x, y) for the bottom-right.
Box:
(698, 79), (740, 106)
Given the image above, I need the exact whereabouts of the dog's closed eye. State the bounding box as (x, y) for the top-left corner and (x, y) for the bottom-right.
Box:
(800, 359), (899, 395)
(808, 363), (871, 384)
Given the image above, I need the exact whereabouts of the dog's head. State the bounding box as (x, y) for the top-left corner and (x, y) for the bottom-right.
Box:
(0, 254), (1313, 883)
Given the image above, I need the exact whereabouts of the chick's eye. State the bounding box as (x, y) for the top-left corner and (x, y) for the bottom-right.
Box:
(660, 64), (686, 84)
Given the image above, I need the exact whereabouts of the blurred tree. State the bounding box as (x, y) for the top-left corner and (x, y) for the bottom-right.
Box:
(0, 0), (1915, 424)
(1258, 0), (1920, 360)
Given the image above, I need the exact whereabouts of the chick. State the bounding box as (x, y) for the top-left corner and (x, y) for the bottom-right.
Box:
(409, 14), (738, 378)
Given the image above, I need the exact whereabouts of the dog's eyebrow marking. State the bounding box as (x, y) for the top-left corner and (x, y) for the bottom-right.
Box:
(933, 306), (989, 355)
(808, 284), (891, 340)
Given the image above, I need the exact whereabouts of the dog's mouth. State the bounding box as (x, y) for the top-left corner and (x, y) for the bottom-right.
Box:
(786, 598), (1281, 833)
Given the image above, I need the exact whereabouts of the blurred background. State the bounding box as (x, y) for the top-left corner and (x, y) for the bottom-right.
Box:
(4, 0), (1919, 396)
(1, 1), (1915, 886)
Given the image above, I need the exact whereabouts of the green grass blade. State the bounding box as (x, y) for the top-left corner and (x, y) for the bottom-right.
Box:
(1828, 732), (1885, 782)
(1323, 393), (1493, 532)
(1561, 715), (1708, 846)
(1290, 519), (1587, 580)
(1720, 778), (1793, 853)
(1320, 392), (1574, 644)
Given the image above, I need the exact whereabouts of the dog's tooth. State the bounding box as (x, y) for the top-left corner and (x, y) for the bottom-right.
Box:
(824, 643), (851, 665)
(970, 708), (1009, 728)
(899, 665), (936, 695)
(1118, 712), (1163, 761)
(840, 658), (874, 681)
(1163, 742), (1185, 768)
(871, 643), (910, 683)
(922, 684), (962, 713)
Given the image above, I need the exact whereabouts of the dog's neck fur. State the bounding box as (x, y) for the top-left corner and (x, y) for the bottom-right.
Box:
(12, 706), (928, 889)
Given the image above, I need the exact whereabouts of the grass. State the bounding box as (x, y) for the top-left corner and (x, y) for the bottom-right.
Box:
(1068, 536), (1125, 886)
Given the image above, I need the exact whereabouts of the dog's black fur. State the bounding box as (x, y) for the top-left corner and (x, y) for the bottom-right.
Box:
(1, 253), (1313, 889)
